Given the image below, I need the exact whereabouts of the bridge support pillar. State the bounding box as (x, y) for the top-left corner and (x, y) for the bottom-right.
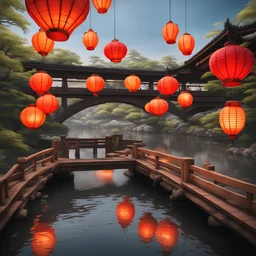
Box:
(148, 80), (154, 91)
(105, 136), (114, 157)
(75, 139), (80, 158)
(60, 135), (69, 158)
(62, 97), (67, 109)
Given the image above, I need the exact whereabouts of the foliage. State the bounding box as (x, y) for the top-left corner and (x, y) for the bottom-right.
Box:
(124, 113), (143, 121)
(95, 109), (110, 116)
(146, 116), (159, 125)
(112, 108), (127, 116)
(200, 110), (221, 129)
(111, 128), (121, 134)
(235, 0), (256, 24)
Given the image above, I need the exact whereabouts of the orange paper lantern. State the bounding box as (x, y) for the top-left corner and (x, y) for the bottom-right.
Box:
(32, 29), (55, 57)
(36, 93), (59, 115)
(124, 74), (141, 92)
(86, 74), (105, 96)
(31, 223), (56, 256)
(145, 103), (152, 114)
(82, 29), (99, 50)
(157, 76), (179, 96)
(20, 105), (46, 129)
(95, 170), (114, 183)
(156, 219), (178, 252)
(149, 97), (169, 117)
(219, 101), (246, 140)
(209, 42), (254, 87)
(25, 0), (90, 41)
(104, 39), (128, 63)
(29, 71), (53, 95)
(178, 33), (195, 55)
(162, 21), (179, 44)
(92, 0), (112, 14)
(116, 196), (135, 229)
(138, 212), (157, 243)
(177, 91), (193, 109)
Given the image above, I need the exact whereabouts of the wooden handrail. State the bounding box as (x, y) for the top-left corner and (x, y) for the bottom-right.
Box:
(0, 164), (19, 184)
(25, 148), (54, 162)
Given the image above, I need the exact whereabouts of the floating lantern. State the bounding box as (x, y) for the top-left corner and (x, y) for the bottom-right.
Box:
(156, 219), (178, 252)
(32, 29), (55, 56)
(157, 76), (179, 96)
(178, 33), (195, 55)
(20, 105), (46, 129)
(92, 0), (112, 14)
(177, 91), (193, 108)
(124, 74), (141, 92)
(36, 93), (59, 115)
(145, 103), (152, 114)
(82, 29), (99, 51)
(162, 21), (179, 44)
(104, 39), (128, 63)
(116, 196), (135, 229)
(29, 71), (53, 95)
(138, 212), (157, 243)
(25, 0), (90, 41)
(31, 223), (56, 256)
(219, 101), (246, 140)
(86, 74), (105, 96)
(149, 97), (169, 117)
(209, 42), (254, 87)
(95, 170), (114, 183)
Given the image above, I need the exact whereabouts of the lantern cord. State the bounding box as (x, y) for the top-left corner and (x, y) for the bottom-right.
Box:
(89, 5), (92, 29)
(169, 0), (172, 21)
(185, 0), (187, 32)
(114, 0), (116, 39)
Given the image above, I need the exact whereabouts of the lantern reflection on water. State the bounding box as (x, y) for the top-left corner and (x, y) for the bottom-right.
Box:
(116, 196), (135, 229)
(95, 170), (114, 183)
(138, 212), (157, 243)
(31, 223), (56, 256)
(156, 219), (178, 252)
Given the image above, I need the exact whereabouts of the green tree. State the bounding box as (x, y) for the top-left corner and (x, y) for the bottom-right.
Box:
(235, 0), (256, 24)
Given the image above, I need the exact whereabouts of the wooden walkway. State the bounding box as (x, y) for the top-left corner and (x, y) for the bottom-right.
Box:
(0, 136), (255, 246)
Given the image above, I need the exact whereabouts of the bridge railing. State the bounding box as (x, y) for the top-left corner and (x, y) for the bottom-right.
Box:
(0, 140), (59, 205)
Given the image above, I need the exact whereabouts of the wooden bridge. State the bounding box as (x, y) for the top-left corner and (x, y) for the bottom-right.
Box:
(0, 135), (255, 246)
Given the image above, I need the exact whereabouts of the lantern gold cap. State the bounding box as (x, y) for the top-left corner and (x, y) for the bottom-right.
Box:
(225, 101), (242, 107)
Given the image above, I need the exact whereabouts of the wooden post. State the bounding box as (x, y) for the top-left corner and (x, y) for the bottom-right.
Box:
(0, 183), (6, 205)
(181, 157), (194, 183)
(52, 140), (59, 161)
(93, 139), (97, 155)
(105, 136), (114, 157)
(133, 143), (138, 159)
(41, 155), (45, 166)
(246, 192), (253, 210)
(75, 139), (80, 158)
(32, 158), (37, 171)
(17, 157), (26, 181)
(60, 135), (68, 158)
(204, 162), (218, 184)
(155, 156), (160, 169)
(4, 179), (8, 198)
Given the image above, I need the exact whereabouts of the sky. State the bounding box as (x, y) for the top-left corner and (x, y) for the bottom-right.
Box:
(17, 0), (250, 65)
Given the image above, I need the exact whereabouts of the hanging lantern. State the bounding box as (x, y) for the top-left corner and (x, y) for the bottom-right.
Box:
(82, 29), (99, 51)
(177, 91), (193, 109)
(32, 29), (55, 56)
(157, 76), (179, 96)
(162, 21), (179, 44)
(86, 74), (105, 96)
(25, 0), (90, 41)
(29, 71), (53, 95)
(145, 103), (152, 114)
(104, 39), (128, 63)
(116, 196), (135, 229)
(138, 212), (157, 243)
(156, 219), (178, 252)
(31, 223), (56, 256)
(36, 93), (59, 115)
(95, 170), (114, 183)
(92, 0), (112, 14)
(124, 74), (141, 92)
(219, 101), (246, 140)
(20, 105), (46, 129)
(149, 97), (169, 117)
(178, 33), (195, 55)
(209, 42), (254, 87)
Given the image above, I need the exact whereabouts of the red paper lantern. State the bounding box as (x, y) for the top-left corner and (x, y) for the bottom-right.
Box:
(86, 74), (105, 96)
(145, 103), (152, 114)
(124, 74), (141, 92)
(177, 91), (193, 109)
(178, 33), (195, 55)
(95, 170), (114, 183)
(162, 21), (179, 44)
(29, 71), (53, 95)
(104, 39), (128, 63)
(138, 212), (157, 243)
(36, 93), (59, 115)
(156, 219), (178, 252)
(82, 29), (99, 50)
(157, 76), (179, 96)
(25, 0), (90, 41)
(209, 42), (254, 87)
(149, 97), (169, 117)
(219, 101), (246, 140)
(32, 29), (55, 57)
(92, 0), (112, 14)
(20, 105), (46, 129)
(116, 196), (135, 229)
